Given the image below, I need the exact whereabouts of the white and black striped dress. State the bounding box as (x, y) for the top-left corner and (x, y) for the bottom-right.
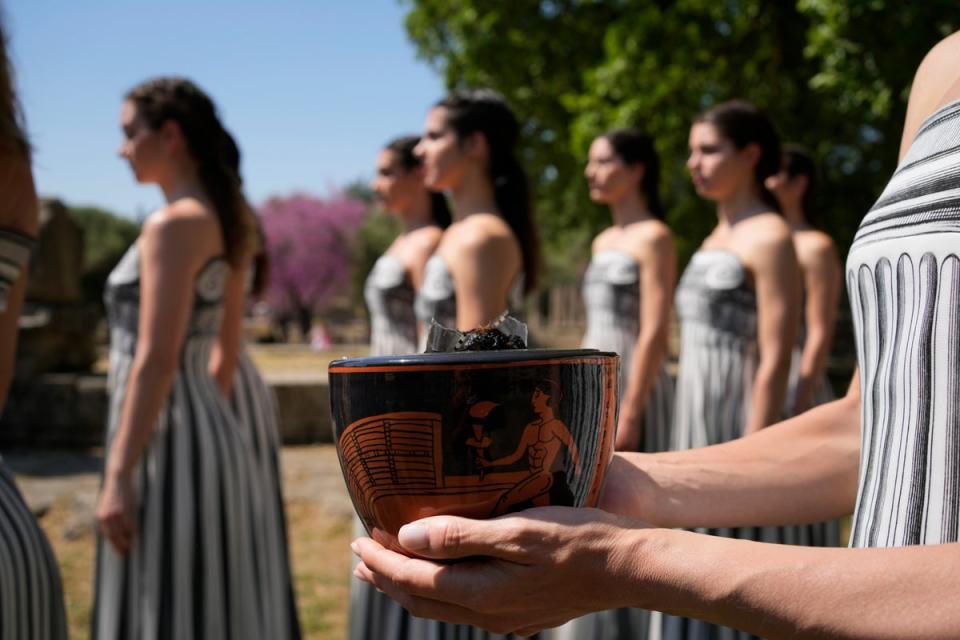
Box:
(581, 250), (673, 452)
(848, 98), (960, 547)
(0, 228), (67, 640)
(231, 347), (301, 638)
(415, 254), (459, 351)
(93, 246), (267, 640)
(348, 254), (420, 640)
(662, 249), (837, 640)
(364, 254), (418, 356)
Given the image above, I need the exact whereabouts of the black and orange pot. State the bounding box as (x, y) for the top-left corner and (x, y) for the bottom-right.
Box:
(329, 349), (619, 538)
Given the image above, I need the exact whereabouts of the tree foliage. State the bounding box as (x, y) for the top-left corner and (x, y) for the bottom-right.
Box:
(403, 0), (958, 278)
(70, 205), (140, 304)
(259, 193), (366, 335)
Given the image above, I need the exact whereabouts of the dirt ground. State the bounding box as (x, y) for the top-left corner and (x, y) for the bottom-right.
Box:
(8, 445), (356, 640)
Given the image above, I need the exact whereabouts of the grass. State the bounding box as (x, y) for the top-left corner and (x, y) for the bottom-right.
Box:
(36, 447), (355, 640)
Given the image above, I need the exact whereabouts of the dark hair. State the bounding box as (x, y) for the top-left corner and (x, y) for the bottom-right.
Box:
(695, 100), (781, 212)
(601, 128), (665, 220)
(0, 21), (28, 157)
(384, 135), (451, 229)
(435, 89), (539, 292)
(222, 130), (270, 296)
(125, 77), (253, 268)
(781, 144), (819, 227)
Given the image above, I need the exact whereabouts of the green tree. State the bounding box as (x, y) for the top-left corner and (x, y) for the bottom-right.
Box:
(403, 0), (958, 273)
(70, 205), (140, 304)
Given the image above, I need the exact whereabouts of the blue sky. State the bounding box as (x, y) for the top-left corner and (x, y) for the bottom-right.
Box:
(5, 0), (445, 218)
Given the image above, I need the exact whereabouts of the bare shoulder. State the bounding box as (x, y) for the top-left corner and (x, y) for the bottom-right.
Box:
(397, 225), (444, 267)
(794, 229), (838, 262)
(627, 219), (673, 249)
(901, 31), (960, 156)
(444, 214), (516, 254)
(141, 200), (220, 264)
(591, 226), (616, 252)
(736, 212), (793, 249)
(408, 224), (444, 253)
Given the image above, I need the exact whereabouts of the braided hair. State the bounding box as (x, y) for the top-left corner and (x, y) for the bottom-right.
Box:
(126, 77), (254, 268)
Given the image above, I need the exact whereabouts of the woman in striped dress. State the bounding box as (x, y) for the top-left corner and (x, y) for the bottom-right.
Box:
(208, 133), (302, 639)
(581, 129), (675, 454)
(349, 135), (448, 640)
(351, 30), (960, 639)
(556, 129), (676, 640)
(93, 77), (267, 640)
(664, 101), (837, 639)
(766, 146), (841, 415)
(413, 90), (538, 343)
(0, 22), (67, 639)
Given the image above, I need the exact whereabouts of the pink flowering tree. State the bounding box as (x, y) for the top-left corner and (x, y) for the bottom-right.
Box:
(259, 192), (366, 340)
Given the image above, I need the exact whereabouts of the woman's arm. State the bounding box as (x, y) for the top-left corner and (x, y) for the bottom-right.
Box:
(355, 511), (960, 639)
(209, 258), (249, 397)
(96, 212), (215, 553)
(603, 370), (861, 528)
(792, 234), (841, 414)
(741, 219), (801, 435)
(616, 226), (676, 450)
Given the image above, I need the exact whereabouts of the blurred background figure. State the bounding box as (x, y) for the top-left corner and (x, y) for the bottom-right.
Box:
(414, 89), (538, 341)
(349, 134), (448, 640)
(93, 77), (271, 640)
(664, 100), (837, 640)
(766, 145), (841, 416)
(209, 132), (302, 639)
(409, 88), (540, 638)
(0, 18), (67, 640)
(581, 128), (675, 453)
(365, 135), (449, 356)
(556, 128), (676, 640)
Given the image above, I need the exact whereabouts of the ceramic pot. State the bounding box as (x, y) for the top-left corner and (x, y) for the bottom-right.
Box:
(329, 348), (618, 537)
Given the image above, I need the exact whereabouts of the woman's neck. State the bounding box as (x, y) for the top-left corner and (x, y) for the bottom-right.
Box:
(450, 166), (498, 222)
(398, 190), (436, 234)
(715, 182), (768, 227)
(158, 164), (205, 205)
(609, 191), (653, 227)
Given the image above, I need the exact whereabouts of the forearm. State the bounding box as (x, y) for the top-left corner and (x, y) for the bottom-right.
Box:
(628, 527), (960, 639)
(106, 357), (178, 477)
(208, 342), (239, 397)
(617, 331), (667, 448)
(621, 331), (666, 419)
(601, 394), (860, 528)
(744, 357), (790, 434)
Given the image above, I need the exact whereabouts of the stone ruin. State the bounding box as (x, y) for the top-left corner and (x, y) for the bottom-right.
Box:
(1, 198), (104, 447)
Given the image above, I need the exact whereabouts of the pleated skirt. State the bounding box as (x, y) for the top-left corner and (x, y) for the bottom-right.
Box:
(0, 461), (67, 640)
(93, 341), (266, 640)
(232, 350), (301, 639)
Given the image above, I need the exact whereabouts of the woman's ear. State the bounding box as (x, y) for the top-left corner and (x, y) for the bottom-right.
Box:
(464, 130), (488, 161)
(160, 119), (186, 151)
(741, 142), (763, 168)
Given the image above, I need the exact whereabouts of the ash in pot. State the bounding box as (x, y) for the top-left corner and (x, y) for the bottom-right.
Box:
(424, 312), (528, 353)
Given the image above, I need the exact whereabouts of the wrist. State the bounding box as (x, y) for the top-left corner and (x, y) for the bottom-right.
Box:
(105, 459), (134, 481)
(608, 525), (663, 610)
